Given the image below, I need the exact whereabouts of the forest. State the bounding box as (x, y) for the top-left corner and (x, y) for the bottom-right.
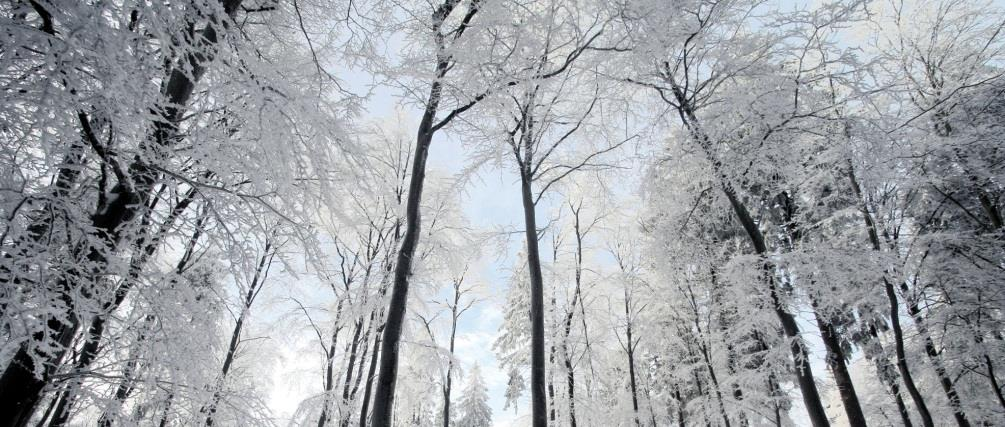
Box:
(1, 0), (1003, 426)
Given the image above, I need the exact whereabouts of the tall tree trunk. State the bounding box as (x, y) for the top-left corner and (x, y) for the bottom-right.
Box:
(910, 313), (971, 427)
(624, 304), (641, 427)
(847, 161), (934, 427)
(812, 304), (866, 427)
(674, 387), (686, 427)
(204, 239), (273, 427)
(441, 279), (462, 427)
(776, 190), (864, 427)
(562, 345), (577, 427)
(518, 168), (549, 427)
(318, 300), (346, 427)
(370, 35), (449, 426)
(358, 314), (384, 427)
(338, 320), (365, 427)
(350, 313), (376, 407)
(984, 354), (1005, 411)
(49, 187), (200, 427)
(863, 324), (914, 427)
(667, 82), (830, 427)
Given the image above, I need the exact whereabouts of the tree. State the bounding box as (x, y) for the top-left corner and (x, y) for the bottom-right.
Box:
(455, 364), (493, 427)
(4, 1), (1005, 426)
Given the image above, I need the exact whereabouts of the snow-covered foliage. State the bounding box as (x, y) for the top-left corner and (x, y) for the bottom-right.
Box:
(1, 0), (1003, 426)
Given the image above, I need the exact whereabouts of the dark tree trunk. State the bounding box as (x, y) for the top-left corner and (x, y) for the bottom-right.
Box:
(674, 387), (686, 427)
(204, 239), (272, 427)
(440, 279), (463, 427)
(369, 1), (489, 421)
(847, 164), (935, 427)
(518, 169), (549, 427)
(0, 3), (243, 425)
(912, 315), (971, 427)
(317, 300), (346, 427)
(624, 308), (641, 427)
(667, 82), (830, 427)
(370, 82), (439, 427)
(984, 354), (1005, 411)
(562, 346), (577, 427)
(812, 306), (867, 427)
(33, 391), (61, 427)
(358, 316), (384, 427)
(337, 320), (365, 427)
(350, 313), (376, 406)
(865, 325), (914, 427)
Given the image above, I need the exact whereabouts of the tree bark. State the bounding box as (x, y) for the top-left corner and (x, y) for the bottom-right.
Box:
(847, 164), (934, 427)
(337, 319), (365, 427)
(204, 238), (273, 427)
(370, 74), (441, 427)
(0, 2), (243, 425)
(441, 279), (463, 427)
(317, 300), (346, 427)
(665, 81), (830, 427)
(624, 296), (641, 427)
(865, 324), (914, 427)
(518, 169), (549, 427)
(812, 305), (867, 427)
(358, 313), (384, 427)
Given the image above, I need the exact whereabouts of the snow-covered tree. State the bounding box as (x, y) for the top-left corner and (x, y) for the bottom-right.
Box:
(455, 364), (492, 427)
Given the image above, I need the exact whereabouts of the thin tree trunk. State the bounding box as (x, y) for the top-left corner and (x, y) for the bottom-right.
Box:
(441, 279), (462, 427)
(204, 239), (273, 427)
(33, 392), (61, 427)
(674, 387), (686, 427)
(358, 314), (384, 427)
(562, 346), (577, 427)
(547, 337), (557, 423)
(624, 304), (641, 427)
(668, 82), (830, 427)
(318, 300), (346, 427)
(984, 354), (1005, 411)
(864, 325), (914, 427)
(847, 161), (934, 427)
(851, 161), (969, 426)
(350, 313), (376, 405)
(338, 320), (365, 427)
(910, 313), (971, 427)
